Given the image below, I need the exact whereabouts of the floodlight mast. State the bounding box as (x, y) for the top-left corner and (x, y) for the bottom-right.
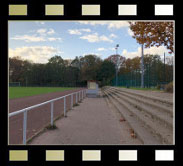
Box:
(115, 44), (119, 86)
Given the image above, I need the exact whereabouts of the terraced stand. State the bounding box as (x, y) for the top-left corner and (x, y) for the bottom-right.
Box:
(102, 86), (173, 145)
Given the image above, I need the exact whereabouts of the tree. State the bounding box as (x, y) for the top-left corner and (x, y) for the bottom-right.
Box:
(48, 55), (65, 66)
(9, 56), (32, 85)
(106, 54), (126, 71)
(129, 22), (174, 88)
(129, 22), (174, 53)
(106, 54), (125, 86)
(80, 54), (102, 81)
(97, 60), (116, 86)
(71, 56), (82, 69)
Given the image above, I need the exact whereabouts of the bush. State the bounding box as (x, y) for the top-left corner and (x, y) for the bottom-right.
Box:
(165, 82), (173, 93)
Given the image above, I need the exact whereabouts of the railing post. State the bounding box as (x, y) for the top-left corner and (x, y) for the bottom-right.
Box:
(51, 102), (54, 126)
(64, 96), (66, 117)
(79, 91), (80, 101)
(76, 92), (78, 103)
(23, 110), (27, 145)
(71, 94), (73, 109)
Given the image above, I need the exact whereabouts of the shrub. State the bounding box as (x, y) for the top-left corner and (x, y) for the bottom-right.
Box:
(165, 82), (173, 93)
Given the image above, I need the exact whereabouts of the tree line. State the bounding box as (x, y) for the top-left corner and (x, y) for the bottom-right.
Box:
(9, 53), (173, 87)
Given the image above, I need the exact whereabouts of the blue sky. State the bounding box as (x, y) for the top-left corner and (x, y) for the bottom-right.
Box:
(9, 21), (172, 63)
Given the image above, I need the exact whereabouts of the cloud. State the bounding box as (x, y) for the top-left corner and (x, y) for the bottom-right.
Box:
(11, 35), (46, 42)
(80, 33), (113, 43)
(78, 21), (129, 29)
(81, 28), (91, 32)
(68, 29), (82, 35)
(96, 47), (117, 52)
(36, 28), (55, 35)
(109, 33), (117, 38)
(122, 46), (170, 59)
(9, 46), (63, 63)
(11, 34), (62, 42)
(47, 28), (55, 35)
(68, 28), (91, 35)
(97, 48), (107, 51)
(48, 37), (62, 41)
(37, 28), (47, 34)
(11, 27), (59, 43)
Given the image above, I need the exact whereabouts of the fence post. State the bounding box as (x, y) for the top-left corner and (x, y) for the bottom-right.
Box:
(51, 102), (54, 126)
(78, 92), (79, 102)
(79, 91), (80, 102)
(76, 92), (78, 103)
(71, 94), (73, 109)
(23, 110), (28, 145)
(64, 97), (66, 117)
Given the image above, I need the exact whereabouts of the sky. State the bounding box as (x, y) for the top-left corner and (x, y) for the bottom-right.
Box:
(9, 21), (173, 63)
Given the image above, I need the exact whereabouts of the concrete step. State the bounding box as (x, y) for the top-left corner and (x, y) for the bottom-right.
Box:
(110, 87), (173, 116)
(103, 91), (161, 145)
(109, 87), (173, 107)
(103, 91), (143, 145)
(107, 88), (173, 129)
(103, 89), (173, 144)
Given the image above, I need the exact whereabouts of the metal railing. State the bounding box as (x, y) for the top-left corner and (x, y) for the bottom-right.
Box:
(9, 89), (87, 145)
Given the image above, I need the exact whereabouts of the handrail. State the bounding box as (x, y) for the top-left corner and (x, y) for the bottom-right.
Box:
(9, 89), (87, 144)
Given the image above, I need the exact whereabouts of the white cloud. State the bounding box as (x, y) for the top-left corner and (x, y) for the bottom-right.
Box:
(122, 46), (170, 59)
(11, 35), (46, 42)
(37, 28), (47, 35)
(68, 28), (91, 35)
(109, 47), (116, 51)
(96, 47), (117, 52)
(9, 46), (63, 63)
(36, 28), (55, 35)
(109, 33), (117, 38)
(47, 28), (55, 35)
(48, 37), (62, 41)
(80, 33), (113, 43)
(78, 21), (129, 29)
(11, 34), (62, 42)
(81, 28), (91, 32)
(97, 48), (107, 51)
(68, 29), (82, 35)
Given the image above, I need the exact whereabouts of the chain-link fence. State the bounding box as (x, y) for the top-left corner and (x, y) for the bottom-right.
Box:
(111, 63), (173, 88)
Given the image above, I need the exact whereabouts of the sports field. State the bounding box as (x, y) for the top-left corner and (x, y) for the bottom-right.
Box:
(9, 87), (75, 99)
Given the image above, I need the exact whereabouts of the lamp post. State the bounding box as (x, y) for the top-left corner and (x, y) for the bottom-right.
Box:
(115, 44), (119, 86)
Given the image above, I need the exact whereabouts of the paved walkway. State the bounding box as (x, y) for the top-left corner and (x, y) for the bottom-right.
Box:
(30, 96), (141, 145)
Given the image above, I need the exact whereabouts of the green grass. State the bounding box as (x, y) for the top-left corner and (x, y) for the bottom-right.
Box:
(9, 87), (75, 99)
(118, 86), (162, 91)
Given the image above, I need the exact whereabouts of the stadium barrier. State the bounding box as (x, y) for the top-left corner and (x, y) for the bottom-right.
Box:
(9, 89), (87, 145)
